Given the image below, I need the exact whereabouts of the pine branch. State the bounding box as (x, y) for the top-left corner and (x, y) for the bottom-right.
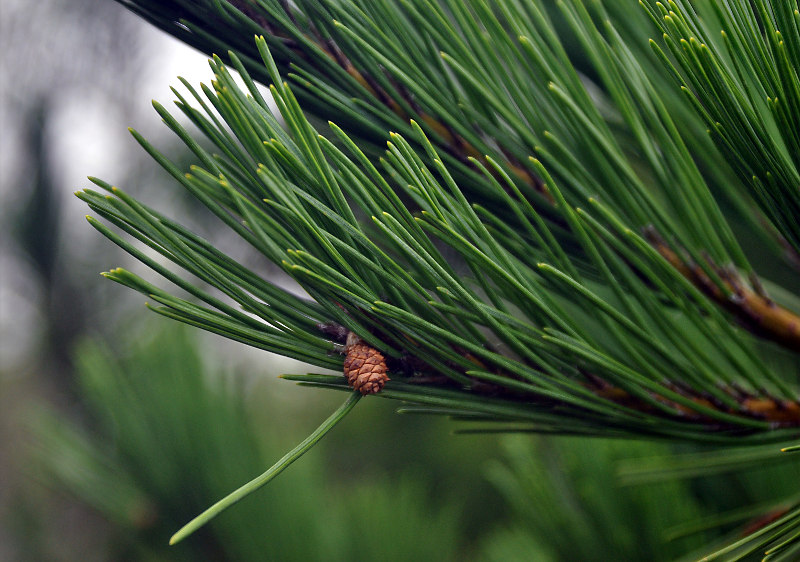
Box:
(82, 0), (800, 553)
(112, 0), (800, 349)
(80, 38), (800, 441)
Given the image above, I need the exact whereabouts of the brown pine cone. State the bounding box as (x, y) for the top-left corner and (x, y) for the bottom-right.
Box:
(343, 333), (389, 395)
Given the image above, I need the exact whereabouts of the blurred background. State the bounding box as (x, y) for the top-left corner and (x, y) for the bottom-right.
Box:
(1, 1), (798, 560)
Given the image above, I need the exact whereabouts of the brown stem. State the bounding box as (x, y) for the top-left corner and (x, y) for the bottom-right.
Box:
(318, 316), (800, 427)
(740, 507), (793, 537)
(592, 381), (800, 428)
(467, 365), (800, 427)
(645, 231), (800, 350)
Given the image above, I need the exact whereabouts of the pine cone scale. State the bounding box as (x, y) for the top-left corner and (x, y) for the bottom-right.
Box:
(343, 339), (389, 395)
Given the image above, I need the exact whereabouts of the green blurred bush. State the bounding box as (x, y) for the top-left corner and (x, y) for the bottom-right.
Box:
(29, 327), (464, 560)
(27, 325), (800, 561)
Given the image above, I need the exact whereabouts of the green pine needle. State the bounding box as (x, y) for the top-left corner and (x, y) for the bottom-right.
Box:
(169, 391), (361, 545)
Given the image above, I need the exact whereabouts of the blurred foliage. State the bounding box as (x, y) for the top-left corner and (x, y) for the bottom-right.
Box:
(28, 326), (468, 560)
(480, 435), (800, 562)
(482, 437), (710, 561)
(26, 323), (800, 560)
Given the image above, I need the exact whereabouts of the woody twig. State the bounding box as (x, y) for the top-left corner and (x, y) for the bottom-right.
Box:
(645, 228), (800, 351)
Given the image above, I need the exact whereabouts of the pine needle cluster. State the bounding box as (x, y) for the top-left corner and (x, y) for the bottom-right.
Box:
(79, 1), (799, 558)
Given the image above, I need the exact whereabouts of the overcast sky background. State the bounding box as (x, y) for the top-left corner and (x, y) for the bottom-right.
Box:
(0, 3), (325, 557)
(0, 1), (282, 375)
(1, 0), (206, 368)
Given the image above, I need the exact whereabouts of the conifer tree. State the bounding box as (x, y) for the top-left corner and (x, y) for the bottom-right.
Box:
(81, 1), (800, 558)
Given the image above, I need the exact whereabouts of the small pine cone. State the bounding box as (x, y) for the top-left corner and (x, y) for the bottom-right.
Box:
(343, 334), (389, 395)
